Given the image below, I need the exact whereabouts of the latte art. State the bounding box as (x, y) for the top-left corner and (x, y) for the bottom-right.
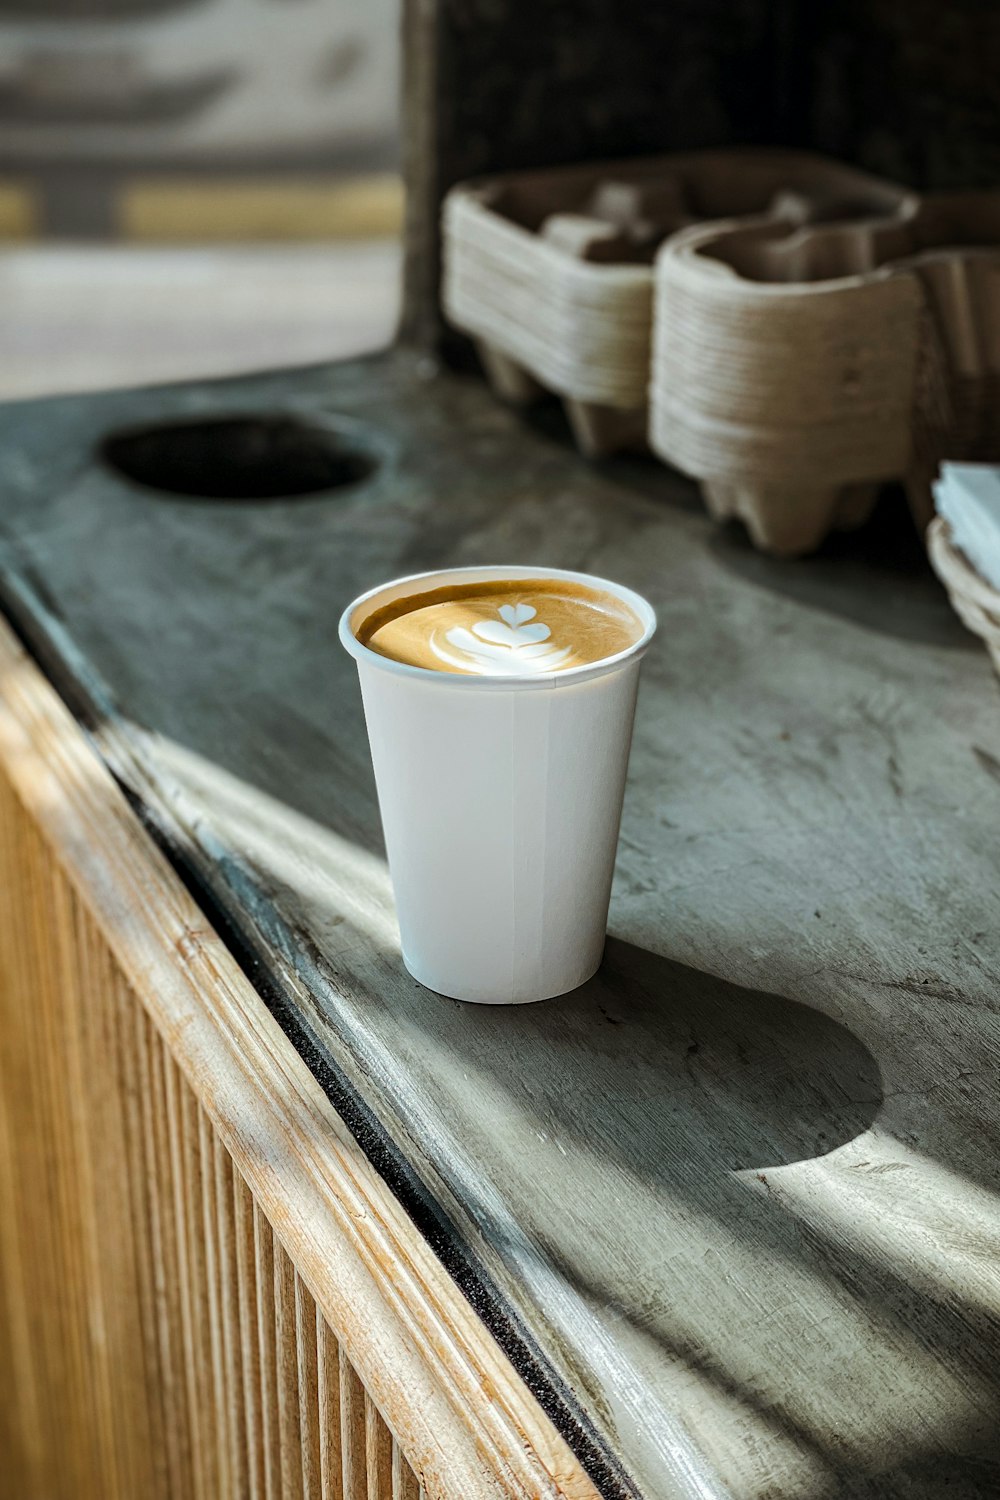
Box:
(358, 577), (643, 677)
(433, 601), (574, 675)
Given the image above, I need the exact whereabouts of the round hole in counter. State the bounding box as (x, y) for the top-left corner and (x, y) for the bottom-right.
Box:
(100, 415), (377, 500)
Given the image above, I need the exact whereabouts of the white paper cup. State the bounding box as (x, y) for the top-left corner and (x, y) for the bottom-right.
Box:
(339, 566), (656, 1004)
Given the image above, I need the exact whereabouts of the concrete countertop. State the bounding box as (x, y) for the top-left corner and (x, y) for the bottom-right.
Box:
(1, 348), (998, 1499)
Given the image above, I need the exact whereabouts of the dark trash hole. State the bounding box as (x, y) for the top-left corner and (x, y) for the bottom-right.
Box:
(100, 415), (377, 500)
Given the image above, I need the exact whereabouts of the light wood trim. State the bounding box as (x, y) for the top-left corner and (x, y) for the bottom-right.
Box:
(0, 616), (601, 1500)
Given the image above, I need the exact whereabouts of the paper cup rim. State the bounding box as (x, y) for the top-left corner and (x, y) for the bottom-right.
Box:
(338, 565), (657, 689)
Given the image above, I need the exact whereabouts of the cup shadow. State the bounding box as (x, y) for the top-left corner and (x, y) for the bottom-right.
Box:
(442, 935), (884, 1181)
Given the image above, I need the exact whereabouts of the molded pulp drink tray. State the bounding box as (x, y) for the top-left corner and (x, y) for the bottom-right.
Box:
(443, 149), (1000, 557)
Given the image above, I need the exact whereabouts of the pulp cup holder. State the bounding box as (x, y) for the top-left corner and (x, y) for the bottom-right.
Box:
(99, 414), (378, 501)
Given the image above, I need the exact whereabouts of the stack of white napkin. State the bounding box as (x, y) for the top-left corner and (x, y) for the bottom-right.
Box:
(933, 463), (1000, 592)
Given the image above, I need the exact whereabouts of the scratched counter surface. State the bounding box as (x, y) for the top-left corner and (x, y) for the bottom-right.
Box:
(1, 349), (999, 1499)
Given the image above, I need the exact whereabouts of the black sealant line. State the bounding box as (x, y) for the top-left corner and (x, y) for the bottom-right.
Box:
(0, 587), (641, 1500)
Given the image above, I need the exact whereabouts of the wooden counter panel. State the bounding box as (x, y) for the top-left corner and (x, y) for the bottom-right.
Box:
(0, 619), (595, 1500)
(0, 741), (420, 1500)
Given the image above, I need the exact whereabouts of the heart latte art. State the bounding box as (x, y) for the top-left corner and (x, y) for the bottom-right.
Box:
(358, 578), (643, 677)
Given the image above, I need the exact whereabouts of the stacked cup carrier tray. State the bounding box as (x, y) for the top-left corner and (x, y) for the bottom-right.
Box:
(443, 149), (1000, 559)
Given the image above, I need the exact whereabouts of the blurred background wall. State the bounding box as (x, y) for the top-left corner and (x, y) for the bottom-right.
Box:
(0, 0), (400, 235)
(0, 0), (403, 399)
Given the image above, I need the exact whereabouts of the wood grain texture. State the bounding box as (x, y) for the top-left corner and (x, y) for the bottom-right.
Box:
(0, 613), (599, 1500)
(340, 1346), (369, 1500)
(234, 1167), (267, 1500)
(275, 1240), (305, 1500)
(0, 351), (998, 1496)
(393, 1441), (422, 1500)
(318, 1312), (345, 1500)
(297, 1273), (323, 1499)
(254, 1202), (283, 1500)
(366, 1392), (394, 1500)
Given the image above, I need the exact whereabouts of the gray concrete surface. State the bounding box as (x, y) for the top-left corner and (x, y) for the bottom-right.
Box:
(0, 350), (998, 1498)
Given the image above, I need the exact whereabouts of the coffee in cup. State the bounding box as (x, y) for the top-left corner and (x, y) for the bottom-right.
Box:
(357, 577), (644, 677)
